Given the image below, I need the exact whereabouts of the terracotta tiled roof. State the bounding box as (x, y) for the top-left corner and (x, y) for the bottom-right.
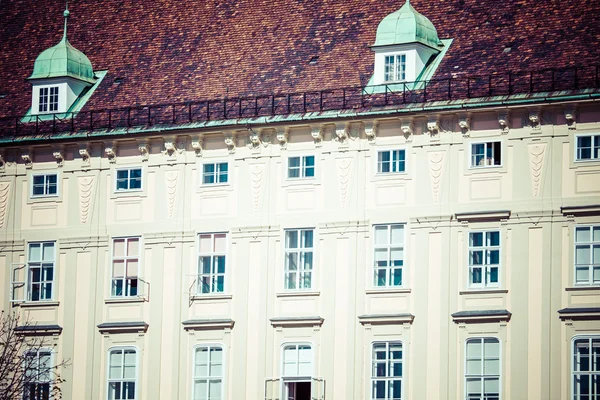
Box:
(1, 0), (599, 117)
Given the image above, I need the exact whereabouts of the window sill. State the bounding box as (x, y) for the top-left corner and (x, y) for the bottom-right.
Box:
(459, 289), (508, 295)
(190, 294), (233, 301)
(276, 291), (320, 298)
(111, 190), (146, 200)
(365, 288), (411, 295)
(565, 286), (600, 292)
(19, 301), (59, 308)
(371, 172), (410, 183)
(104, 297), (146, 304)
(468, 165), (503, 171)
(282, 178), (319, 188)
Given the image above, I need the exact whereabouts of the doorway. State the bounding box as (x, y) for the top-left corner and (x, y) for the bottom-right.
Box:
(285, 381), (311, 400)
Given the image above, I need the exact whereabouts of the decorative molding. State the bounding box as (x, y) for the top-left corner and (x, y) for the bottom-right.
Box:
(0, 182), (10, 228)
(458, 113), (471, 135)
(427, 116), (440, 136)
(251, 164), (265, 214)
(497, 111), (509, 134)
(334, 123), (349, 145)
(0, 153), (5, 171)
(79, 147), (91, 165)
(400, 119), (413, 141)
(276, 127), (288, 149)
(560, 204), (600, 217)
(358, 313), (414, 325)
(182, 319), (235, 331)
(364, 121), (378, 144)
(455, 210), (511, 222)
(269, 316), (324, 328)
(138, 141), (150, 161)
(224, 134), (236, 153)
(15, 324), (62, 336)
(104, 144), (117, 163)
(78, 176), (95, 224)
(165, 171), (179, 218)
(97, 321), (149, 334)
(21, 153), (33, 169)
(558, 307), (600, 321)
(247, 128), (262, 149)
(310, 125), (323, 147)
(52, 149), (65, 167)
(564, 106), (576, 130)
(527, 142), (546, 197)
(528, 108), (541, 130)
(191, 136), (203, 157)
(163, 140), (177, 157)
(336, 158), (352, 208)
(427, 151), (446, 204)
(451, 309), (512, 323)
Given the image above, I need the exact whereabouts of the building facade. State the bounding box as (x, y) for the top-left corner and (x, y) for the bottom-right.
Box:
(1, 1), (599, 399)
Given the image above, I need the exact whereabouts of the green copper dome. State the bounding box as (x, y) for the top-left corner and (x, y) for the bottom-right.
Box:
(373, 0), (442, 49)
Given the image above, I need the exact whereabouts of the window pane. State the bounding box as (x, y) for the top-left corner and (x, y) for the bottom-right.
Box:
(374, 226), (388, 245)
(484, 358), (500, 375)
(214, 234), (226, 253)
(304, 156), (315, 167)
(489, 250), (500, 265)
(286, 231), (298, 249)
(467, 340), (482, 358)
(483, 378), (499, 395)
(199, 235), (212, 253)
(576, 267), (590, 282)
(390, 225), (403, 244)
(593, 227), (600, 241)
(288, 157), (300, 168)
(286, 253), (298, 271)
(576, 227), (591, 243)
(209, 380), (222, 398)
(467, 359), (482, 375)
(29, 243), (41, 261)
(302, 230), (313, 248)
(127, 238), (139, 256)
(126, 260), (138, 277)
(196, 348), (209, 376)
(42, 243), (54, 261)
(113, 260), (125, 277)
(470, 251), (483, 265)
(576, 245), (591, 264)
(470, 232), (483, 247)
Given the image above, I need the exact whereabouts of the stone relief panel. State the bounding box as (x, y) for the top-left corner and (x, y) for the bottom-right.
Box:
(251, 164), (265, 214)
(78, 176), (95, 224)
(165, 171), (179, 218)
(337, 158), (353, 208)
(427, 151), (446, 203)
(0, 182), (10, 228)
(527, 143), (546, 197)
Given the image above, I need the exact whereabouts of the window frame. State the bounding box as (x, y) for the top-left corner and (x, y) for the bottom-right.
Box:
(573, 225), (600, 286)
(370, 340), (404, 400)
(464, 337), (501, 400)
(114, 167), (143, 193)
(574, 134), (600, 162)
(283, 228), (315, 291)
(26, 241), (56, 302)
(192, 344), (225, 400)
(30, 172), (59, 198)
(383, 53), (407, 83)
(280, 342), (314, 400)
(571, 334), (600, 400)
(38, 85), (59, 114)
(106, 346), (139, 400)
(110, 236), (142, 298)
(23, 348), (54, 400)
(376, 149), (407, 175)
(286, 155), (316, 180)
(200, 161), (229, 186)
(469, 141), (502, 169)
(467, 230), (501, 290)
(372, 224), (405, 288)
(196, 232), (228, 295)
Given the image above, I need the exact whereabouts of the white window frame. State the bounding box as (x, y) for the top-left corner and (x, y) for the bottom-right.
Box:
(192, 344), (225, 400)
(571, 335), (600, 400)
(281, 342), (313, 400)
(201, 162), (229, 185)
(287, 155), (315, 180)
(371, 341), (403, 400)
(30, 172), (59, 198)
(465, 337), (501, 400)
(26, 241), (56, 302)
(283, 229), (315, 291)
(38, 86), (59, 114)
(110, 237), (141, 298)
(197, 233), (227, 295)
(115, 167), (143, 192)
(469, 141), (502, 168)
(107, 346), (138, 400)
(376, 150), (406, 175)
(575, 134), (600, 162)
(574, 225), (600, 286)
(468, 231), (501, 289)
(383, 53), (407, 83)
(23, 348), (53, 400)
(373, 224), (405, 287)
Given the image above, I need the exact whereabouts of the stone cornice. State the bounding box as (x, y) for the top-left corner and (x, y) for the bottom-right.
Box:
(182, 319), (235, 331)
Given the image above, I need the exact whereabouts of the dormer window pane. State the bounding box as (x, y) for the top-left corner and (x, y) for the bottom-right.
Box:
(38, 88), (48, 112)
(49, 87), (59, 111)
(384, 55), (406, 82)
(38, 86), (59, 113)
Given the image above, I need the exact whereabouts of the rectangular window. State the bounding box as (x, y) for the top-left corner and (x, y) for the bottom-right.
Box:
(574, 226), (600, 285)
(116, 168), (142, 191)
(38, 87), (59, 113)
(282, 344), (313, 400)
(468, 231), (500, 289)
(371, 342), (403, 400)
(107, 348), (137, 400)
(572, 336), (600, 399)
(197, 233), (227, 294)
(202, 162), (228, 185)
(471, 142), (502, 167)
(284, 229), (314, 290)
(576, 135), (600, 161)
(373, 224), (404, 287)
(27, 242), (55, 302)
(31, 173), (58, 197)
(23, 349), (52, 400)
(288, 156), (315, 179)
(49, 87), (59, 112)
(193, 346), (223, 400)
(111, 237), (140, 297)
(384, 54), (406, 82)
(465, 338), (500, 400)
(377, 150), (406, 174)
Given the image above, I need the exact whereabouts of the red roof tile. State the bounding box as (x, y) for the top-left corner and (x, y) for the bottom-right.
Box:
(1, 0), (599, 117)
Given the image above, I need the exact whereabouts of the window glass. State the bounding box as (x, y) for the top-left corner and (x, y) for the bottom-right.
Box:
(27, 242), (55, 302)
(371, 342), (403, 400)
(288, 156), (315, 179)
(574, 226), (600, 285)
(374, 224), (405, 287)
(108, 348), (137, 400)
(193, 346), (223, 400)
(111, 237), (139, 297)
(577, 135), (600, 160)
(572, 337), (600, 399)
(31, 174), (58, 197)
(471, 142), (501, 167)
(202, 163), (228, 184)
(468, 231), (500, 289)
(465, 338), (500, 400)
(284, 229), (314, 290)
(197, 233), (227, 294)
(116, 168), (142, 191)
(377, 150), (406, 174)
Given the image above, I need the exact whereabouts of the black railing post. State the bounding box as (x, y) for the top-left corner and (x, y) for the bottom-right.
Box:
(147, 107), (152, 126)
(384, 85), (388, 105)
(223, 99), (228, 119)
(287, 94), (291, 114)
(238, 98), (243, 118)
(508, 72), (513, 95)
(188, 103), (192, 122)
(574, 66), (579, 89)
(108, 110), (112, 129)
(271, 95), (275, 115)
(551, 69), (555, 91)
(448, 78), (452, 100)
(207, 101), (211, 120)
(255, 98), (259, 116)
(35, 115), (39, 134)
(53, 114), (56, 133)
(423, 81), (427, 102)
(319, 91), (323, 111)
(71, 113), (74, 133)
(529, 71), (534, 93)
(596, 66), (599, 88)
(489, 75), (492, 97)
(127, 108), (131, 127)
(402, 83), (406, 104)
(15, 117), (19, 136)
(172, 105), (176, 124)
(90, 111), (94, 131)
(303, 93), (307, 113)
(467, 78), (471, 98)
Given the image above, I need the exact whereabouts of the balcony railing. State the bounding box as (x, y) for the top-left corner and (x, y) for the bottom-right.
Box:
(1, 65), (598, 138)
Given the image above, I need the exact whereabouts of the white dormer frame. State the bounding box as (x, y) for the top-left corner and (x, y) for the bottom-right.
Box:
(30, 77), (92, 116)
(372, 44), (440, 86)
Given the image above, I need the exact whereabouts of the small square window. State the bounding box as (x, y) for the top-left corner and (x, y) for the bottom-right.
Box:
(384, 54), (406, 82)
(31, 173), (58, 197)
(38, 86), (59, 113)
(576, 135), (600, 161)
(470, 142), (502, 167)
(288, 156), (315, 179)
(202, 162), (228, 185)
(377, 150), (406, 174)
(115, 168), (142, 191)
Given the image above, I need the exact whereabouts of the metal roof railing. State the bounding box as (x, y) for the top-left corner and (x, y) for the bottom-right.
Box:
(0, 65), (598, 138)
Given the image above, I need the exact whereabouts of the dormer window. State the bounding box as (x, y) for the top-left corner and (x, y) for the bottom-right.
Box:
(384, 54), (406, 82)
(38, 86), (59, 113)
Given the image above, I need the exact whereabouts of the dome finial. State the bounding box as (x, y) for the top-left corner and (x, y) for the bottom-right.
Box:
(62, 0), (70, 41)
